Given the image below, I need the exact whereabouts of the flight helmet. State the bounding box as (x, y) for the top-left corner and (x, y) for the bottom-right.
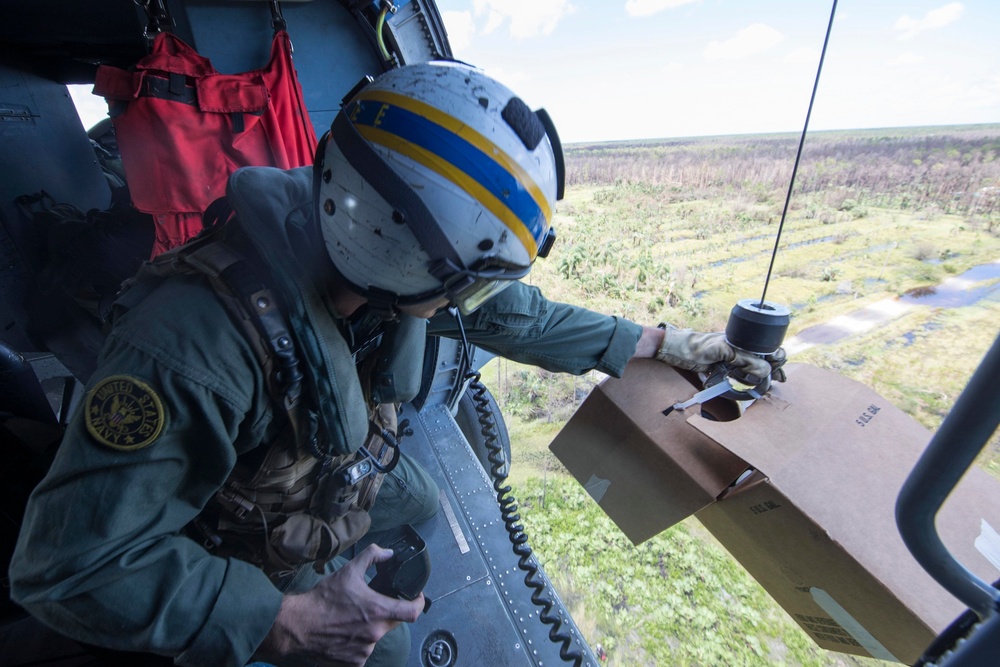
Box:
(315, 61), (564, 315)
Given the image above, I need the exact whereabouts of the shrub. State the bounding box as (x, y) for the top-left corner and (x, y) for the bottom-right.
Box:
(910, 242), (938, 261)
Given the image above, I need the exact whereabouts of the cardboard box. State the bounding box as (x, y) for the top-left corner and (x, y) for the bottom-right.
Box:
(549, 358), (750, 542)
(549, 361), (1000, 663)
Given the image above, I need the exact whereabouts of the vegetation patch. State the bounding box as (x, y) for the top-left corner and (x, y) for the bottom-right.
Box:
(488, 125), (1000, 665)
(515, 476), (890, 667)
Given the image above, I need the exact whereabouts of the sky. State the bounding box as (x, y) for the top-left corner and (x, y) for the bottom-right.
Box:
(68, 1), (999, 144)
(433, 0), (1000, 143)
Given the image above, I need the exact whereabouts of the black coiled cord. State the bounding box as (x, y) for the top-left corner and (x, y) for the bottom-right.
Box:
(449, 306), (583, 665)
(466, 374), (584, 666)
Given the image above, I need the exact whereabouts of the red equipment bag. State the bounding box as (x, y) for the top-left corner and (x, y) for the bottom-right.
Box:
(93, 30), (317, 256)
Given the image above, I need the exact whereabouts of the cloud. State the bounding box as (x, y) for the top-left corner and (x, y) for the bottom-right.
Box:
(481, 67), (529, 90)
(479, 7), (505, 35)
(624, 0), (699, 18)
(894, 2), (963, 40)
(68, 84), (108, 130)
(472, 0), (576, 39)
(964, 73), (1000, 111)
(783, 47), (819, 65)
(442, 10), (475, 52)
(887, 52), (925, 67)
(704, 24), (783, 62)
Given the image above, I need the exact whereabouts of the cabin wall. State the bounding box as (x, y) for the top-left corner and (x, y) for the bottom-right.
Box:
(183, 1), (383, 135)
(0, 62), (112, 353)
(0, 0), (386, 362)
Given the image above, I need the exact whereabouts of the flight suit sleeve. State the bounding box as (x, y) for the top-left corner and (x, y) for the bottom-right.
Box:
(427, 281), (643, 378)
(9, 297), (282, 666)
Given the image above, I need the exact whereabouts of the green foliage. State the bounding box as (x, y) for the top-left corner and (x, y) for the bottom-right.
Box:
(499, 126), (1000, 666)
(820, 266), (840, 282)
(515, 477), (879, 667)
(838, 198), (869, 219)
(499, 368), (550, 421)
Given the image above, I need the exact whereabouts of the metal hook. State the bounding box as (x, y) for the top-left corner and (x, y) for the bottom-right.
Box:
(134, 0), (174, 45)
(269, 0), (287, 33)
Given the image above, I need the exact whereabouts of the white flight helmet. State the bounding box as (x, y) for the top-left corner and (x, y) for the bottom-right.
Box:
(315, 61), (564, 316)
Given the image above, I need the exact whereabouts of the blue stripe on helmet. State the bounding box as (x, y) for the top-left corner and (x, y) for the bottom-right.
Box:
(349, 100), (548, 248)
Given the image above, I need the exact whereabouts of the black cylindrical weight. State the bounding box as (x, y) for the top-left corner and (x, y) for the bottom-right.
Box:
(725, 299), (790, 354)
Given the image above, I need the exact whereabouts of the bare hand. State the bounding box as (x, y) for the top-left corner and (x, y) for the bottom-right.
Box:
(256, 544), (425, 667)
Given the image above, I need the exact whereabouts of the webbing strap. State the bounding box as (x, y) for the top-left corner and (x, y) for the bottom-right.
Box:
(147, 228), (322, 458)
(141, 74), (197, 105)
(170, 236), (316, 453)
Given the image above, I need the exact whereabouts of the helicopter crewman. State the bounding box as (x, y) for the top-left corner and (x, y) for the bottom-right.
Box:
(9, 62), (781, 667)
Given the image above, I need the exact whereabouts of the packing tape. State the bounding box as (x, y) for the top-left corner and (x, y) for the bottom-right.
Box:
(809, 587), (899, 662)
(584, 474), (611, 503)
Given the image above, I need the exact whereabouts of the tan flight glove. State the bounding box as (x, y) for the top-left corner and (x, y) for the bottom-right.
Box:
(655, 325), (787, 384)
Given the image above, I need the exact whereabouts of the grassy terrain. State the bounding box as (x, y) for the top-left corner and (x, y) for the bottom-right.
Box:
(477, 124), (1000, 666)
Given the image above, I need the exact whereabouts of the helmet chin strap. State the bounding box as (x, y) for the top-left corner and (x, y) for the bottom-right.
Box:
(364, 286), (402, 322)
(325, 107), (474, 317)
(330, 107), (467, 275)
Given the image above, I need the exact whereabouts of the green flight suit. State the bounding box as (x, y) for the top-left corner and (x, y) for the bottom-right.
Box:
(9, 166), (643, 667)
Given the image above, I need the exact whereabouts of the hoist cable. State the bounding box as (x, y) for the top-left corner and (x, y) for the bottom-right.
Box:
(759, 0), (838, 308)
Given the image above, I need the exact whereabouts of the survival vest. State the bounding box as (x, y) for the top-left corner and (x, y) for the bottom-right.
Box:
(93, 28), (317, 257)
(114, 212), (410, 575)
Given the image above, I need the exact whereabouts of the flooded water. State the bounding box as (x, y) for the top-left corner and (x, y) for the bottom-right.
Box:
(783, 298), (914, 353)
(899, 261), (1000, 308)
(784, 260), (1000, 355)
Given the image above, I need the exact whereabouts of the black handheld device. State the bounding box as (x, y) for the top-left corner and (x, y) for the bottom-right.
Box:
(368, 524), (431, 610)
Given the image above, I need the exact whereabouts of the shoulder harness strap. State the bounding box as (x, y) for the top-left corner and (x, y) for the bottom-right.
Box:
(122, 199), (318, 454)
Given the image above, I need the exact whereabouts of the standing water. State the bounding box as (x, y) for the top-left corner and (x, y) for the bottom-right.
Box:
(784, 260), (1000, 355)
(899, 261), (1000, 308)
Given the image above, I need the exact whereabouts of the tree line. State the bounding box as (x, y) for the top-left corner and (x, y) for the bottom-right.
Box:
(564, 125), (1000, 222)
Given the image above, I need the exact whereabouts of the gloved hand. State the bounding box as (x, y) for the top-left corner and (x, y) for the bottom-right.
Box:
(655, 326), (787, 385)
(767, 347), (788, 383)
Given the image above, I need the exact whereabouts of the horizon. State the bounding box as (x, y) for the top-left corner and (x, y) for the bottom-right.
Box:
(437, 1), (1000, 144)
(69, 77), (999, 145)
(70, 2), (1000, 145)
(557, 120), (1000, 145)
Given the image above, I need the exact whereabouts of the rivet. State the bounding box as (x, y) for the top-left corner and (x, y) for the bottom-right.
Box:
(323, 169), (332, 183)
(324, 199), (336, 215)
(392, 210), (405, 224)
(256, 297), (269, 309)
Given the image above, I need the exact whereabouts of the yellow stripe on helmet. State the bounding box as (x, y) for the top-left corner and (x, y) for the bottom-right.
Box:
(356, 89), (554, 226)
(357, 123), (542, 258)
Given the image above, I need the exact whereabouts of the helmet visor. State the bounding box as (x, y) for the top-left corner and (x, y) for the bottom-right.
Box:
(449, 276), (517, 315)
(434, 257), (529, 315)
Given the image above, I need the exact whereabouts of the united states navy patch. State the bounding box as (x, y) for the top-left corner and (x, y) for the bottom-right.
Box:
(85, 375), (165, 450)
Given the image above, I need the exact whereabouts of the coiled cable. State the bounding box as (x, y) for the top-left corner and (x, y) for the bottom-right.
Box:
(450, 309), (583, 665)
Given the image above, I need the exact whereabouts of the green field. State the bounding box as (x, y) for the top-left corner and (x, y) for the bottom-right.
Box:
(478, 124), (1000, 666)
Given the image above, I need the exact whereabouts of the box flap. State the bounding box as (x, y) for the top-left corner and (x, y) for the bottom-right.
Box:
(550, 359), (750, 543)
(689, 365), (929, 541)
(690, 363), (1000, 631)
(697, 476), (942, 663)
